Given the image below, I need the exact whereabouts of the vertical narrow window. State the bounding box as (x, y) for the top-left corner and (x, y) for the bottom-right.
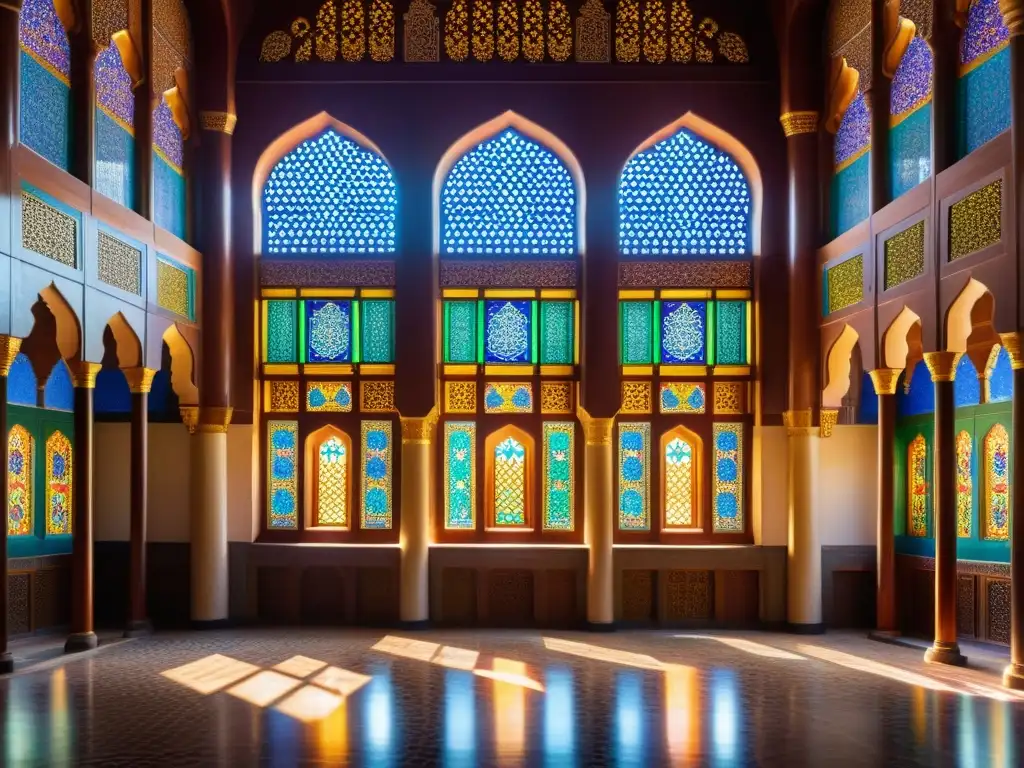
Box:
(95, 33), (136, 207)
(889, 36), (933, 199)
(662, 426), (699, 529)
(445, 301), (479, 363)
(153, 98), (186, 240)
(539, 301), (574, 365)
(542, 422), (574, 531)
(832, 91), (871, 239)
(620, 302), (654, 365)
(712, 423), (743, 532)
(958, 0), (1011, 158)
(361, 420), (393, 529)
(268, 421), (299, 529)
(361, 300), (395, 364)
(265, 300), (298, 363)
(487, 427), (531, 527)
(45, 430), (72, 536)
(19, 0), (72, 170)
(908, 434), (928, 537)
(8, 425), (33, 536)
(618, 422), (650, 530)
(955, 430), (973, 538)
(983, 423), (1009, 540)
(315, 434), (350, 527)
(445, 422), (476, 529)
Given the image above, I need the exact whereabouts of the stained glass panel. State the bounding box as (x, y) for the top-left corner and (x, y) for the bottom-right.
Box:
(316, 435), (348, 527)
(266, 300), (298, 363)
(153, 100), (185, 241)
(540, 301), (574, 365)
(445, 301), (479, 363)
(618, 422), (650, 530)
(543, 422), (574, 531)
(94, 42), (135, 207)
(8, 353), (37, 406)
(712, 423), (743, 532)
(493, 436), (527, 526)
(45, 430), (72, 535)
(618, 128), (751, 256)
(268, 421), (299, 529)
(908, 434), (928, 537)
(715, 301), (746, 365)
(955, 430), (973, 538)
(621, 301), (653, 365)
(958, 0), (1011, 157)
(663, 432), (695, 528)
(43, 360), (73, 410)
(987, 346), (1013, 403)
(8, 425), (33, 536)
(19, 0), (72, 171)
(361, 421), (393, 529)
(660, 382), (705, 414)
(305, 300), (352, 363)
(984, 423), (1009, 540)
(889, 36), (933, 199)
(660, 301), (706, 364)
(483, 382), (532, 414)
(441, 129), (576, 256)
(445, 421), (476, 529)
(484, 300), (531, 364)
(361, 299), (395, 364)
(954, 354), (980, 407)
(306, 381), (353, 412)
(262, 129), (397, 255)
(832, 92), (871, 238)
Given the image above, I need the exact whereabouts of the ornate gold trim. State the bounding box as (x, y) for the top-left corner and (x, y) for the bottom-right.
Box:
(868, 368), (901, 396)
(923, 351), (962, 382)
(780, 111), (819, 137)
(199, 111), (238, 136)
(0, 336), (22, 376)
(400, 407), (439, 445)
(123, 367), (158, 394)
(1001, 0), (1024, 36)
(197, 406), (234, 433)
(999, 332), (1024, 369)
(180, 406), (199, 434)
(70, 361), (102, 389)
(584, 418), (614, 446)
(819, 409), (839, 438)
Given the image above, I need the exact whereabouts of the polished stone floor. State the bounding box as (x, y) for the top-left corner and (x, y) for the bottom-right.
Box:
(1, 628), (1022, 767)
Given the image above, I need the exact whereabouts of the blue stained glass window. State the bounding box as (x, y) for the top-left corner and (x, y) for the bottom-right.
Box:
(44, 360), (74, 411)
(153, 100), (186, 241)
(660, 301), (706, 364)
(618, 423), (650, 531)
(305, 300), (352, 363)
(484, 300), (532, 364)
(833, 92), (871, 238)
(361, 421), (393, 529)
(268, 421), (299, 529)
(953, 355), (980, 408)
(897, 360), (935, 417)
(441, 129), (576, 256)
(889, 37), (933, 199)
(619, 128), (751, 256)
(95, 42), (135, 207)
(859, 371), (878, 424)
(445, 421), (476, 529)
(7, 354), (37, 406)
(712, 423), (744, 532)
(262, 129), (397, 255)
(988, 346), (1014, 403)
(958, 0), (1011, 158)
(94, 368), (131, 414)
(19, 0), (71, 171)
(543, 422), (574, 531)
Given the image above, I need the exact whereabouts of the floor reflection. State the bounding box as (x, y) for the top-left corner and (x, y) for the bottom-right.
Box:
(1, 630), (1023, 766)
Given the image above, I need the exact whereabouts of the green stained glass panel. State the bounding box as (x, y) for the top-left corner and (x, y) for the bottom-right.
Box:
(715, 301), (746, 365)
(266, 300), (298, 363)
(361, 300), (394, 363)
(540, 301), (574, 365)
(447, 301), (478, 363)
(621, 302), (653, 365)
(543, 422), (574, 530)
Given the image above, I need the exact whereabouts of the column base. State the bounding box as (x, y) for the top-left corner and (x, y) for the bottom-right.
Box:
(124, 620), (152, 638)
(64, 632), (98, 654)
(0, 652), (13, 674)
(584, 621), (615, 632)
(1002, 663), (1024, 690)
(923, 641), (967, 667)
(787, 622), (826, 635)
(191, 618), (231, 630)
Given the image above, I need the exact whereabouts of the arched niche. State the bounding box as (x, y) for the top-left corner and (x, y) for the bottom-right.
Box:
(822, 324), (860, 408)
(303, 424), (354, 530)
(484, 424), (535, 530)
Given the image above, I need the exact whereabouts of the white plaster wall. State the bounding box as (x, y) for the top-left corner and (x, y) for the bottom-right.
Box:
(756, 425), (789, 546)
(819, 425), (877, 546)
(227, 423), (256, 543)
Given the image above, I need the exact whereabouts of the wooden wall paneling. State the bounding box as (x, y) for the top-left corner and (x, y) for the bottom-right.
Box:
(956, 574), (976, 638)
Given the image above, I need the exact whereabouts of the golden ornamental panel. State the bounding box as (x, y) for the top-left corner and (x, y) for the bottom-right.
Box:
(620, 381), (651, 414)
(268, 381), (300, 412)
(445, 380), (477, 413)
(157, 258), (191, 318)
(575, 0), (610, 62)
(97, 231), (142, 295)
(361, 380), (396, 412)
(949, 180), (1002, 262)
(404, 0), (439, 61)
(22, 191), (77, 269)
(825, 254), (863, 314)
(884, 220), (925, 290)
(713, 382), (745, 414)
(540, 381), (573, 414)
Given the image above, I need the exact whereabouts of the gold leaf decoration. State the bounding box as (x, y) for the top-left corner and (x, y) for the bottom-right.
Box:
(445, 0), (470, 61)
(316, 0), (339, 61)
(522, 0), (544, 61)
(341, 0), (366, 61)
(497, 0), (519, 61)
(548, 0), (572, 61)
(472, 0), (495, 61)
(369, 0), (395, 61)
(643, 0), (666, 63)
(616, 0), (640, 62)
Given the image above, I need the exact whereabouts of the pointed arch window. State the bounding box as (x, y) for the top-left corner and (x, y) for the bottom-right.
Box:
(983, 423), (1009, 540)
(95, 31), (137, 207)
(661, 426), (700, 530)
(908, 434), (928, 537)
(8, 425), (34, 536)
(889, 36), (933, 199)
(955, 430), (973, 538)
(306, 426), (353, 528)
(485, 426), (534, 529)
(19, 0), (72, 170)
(958, 0), (1011, 158)
(45, 430), (72, 536)
(832, 91), (871, 239)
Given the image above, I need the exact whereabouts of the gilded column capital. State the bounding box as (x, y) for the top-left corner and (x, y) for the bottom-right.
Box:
(400, 407), (438, 445)
(0, 335), (23, 376)
(123, 367), (158, 394)
(783, 409), (816, 436)
(584, 418), (615, 446)
(70, 361), (102, 389)
(1000, 0), (1024, 36)
(180, 406), (199, 435)
(999, 332), (1024, 369)
(819, 409), (839, 438)
(923, 351), (962, 382)
(780, 111), (819, 137)
(197, 406), (233, 433)
(199, 111), (237, 135)
(868, 368), (902, 395)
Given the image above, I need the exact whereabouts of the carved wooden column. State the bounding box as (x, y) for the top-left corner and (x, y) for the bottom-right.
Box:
(870, 368), (901, 633)
(0, 336), (23, 673)
(398, 412), (435, 627)
(124, 367), (155, 636)
(931, 0), (960, 173)
(0, 2), (19, 212)
(66, 361), (101, 653)
(922, 351), (966, 665)
(69, 0), (95, 186)
(869, 0), (893, 212)
(133, 0), (153, 218)
(583, 415), (614, 628)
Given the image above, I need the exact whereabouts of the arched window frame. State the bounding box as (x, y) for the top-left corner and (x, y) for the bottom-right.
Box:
(484, 424), (535, 531)
(8, 424), (35, 537)
(982, 423), (1009, 541)
(44, 428), (73, 536)
(660, 425), (701, 531)
(304, 425), (354, 530)
(955, 429), (973, 538)
(956, 0), (1011, 159)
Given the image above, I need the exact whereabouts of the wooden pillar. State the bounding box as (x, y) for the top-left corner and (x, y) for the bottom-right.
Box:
(869, 0), (892, 213)
(870, 369), (900, 633)
(69, 0), (95, 186)
(0, 336), (23, 674)
(931, 0), (959, 174)
(922, 351), (966, 665)
(133, 0), (153, 219)
(584, 417), (614, 628)
(0, 2), (18, 193)
(398, 414), (434, 626)
(124, 367), (155, 636)
(66, 362), (101, 653)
